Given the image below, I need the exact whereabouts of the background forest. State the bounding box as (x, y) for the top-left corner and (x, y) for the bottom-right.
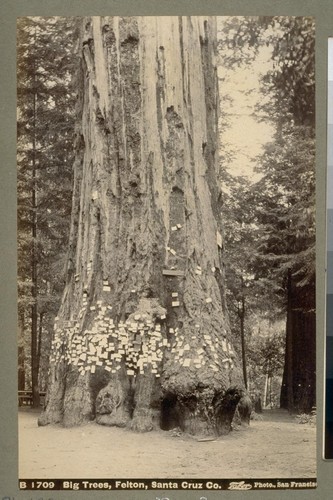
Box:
(17, 16), (315, 415)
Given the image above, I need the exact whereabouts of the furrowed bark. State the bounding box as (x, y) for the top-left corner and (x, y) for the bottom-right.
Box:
(39, 16), (244, 434)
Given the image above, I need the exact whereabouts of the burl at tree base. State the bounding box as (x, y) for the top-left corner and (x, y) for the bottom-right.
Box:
(38, 16), (249, 434)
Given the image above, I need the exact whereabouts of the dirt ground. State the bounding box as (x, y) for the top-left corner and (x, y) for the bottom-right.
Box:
(19, 408), (316, 479)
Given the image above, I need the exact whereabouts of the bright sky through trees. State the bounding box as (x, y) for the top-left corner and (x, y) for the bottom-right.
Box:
(218, 32), (275, 180)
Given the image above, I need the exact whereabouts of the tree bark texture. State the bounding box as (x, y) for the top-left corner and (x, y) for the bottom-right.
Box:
(31, 80), (40, 409)
(18, 312), (26, 391)
(39, 16), (243, 434)
(280, 272), (315, 412)
(239, 292), (247, 390)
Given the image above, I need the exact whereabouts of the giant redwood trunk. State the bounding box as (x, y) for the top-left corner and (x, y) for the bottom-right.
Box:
(280, 272), (316, 413)
(39, 16), (243, 434)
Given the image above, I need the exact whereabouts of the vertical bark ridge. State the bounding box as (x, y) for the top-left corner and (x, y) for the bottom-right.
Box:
(39, 16), (244, 434)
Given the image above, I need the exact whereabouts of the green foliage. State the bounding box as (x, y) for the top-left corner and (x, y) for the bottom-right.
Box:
(295, 407), (316, 425)
(219, 16), (315, 127)
(17, 16), (78, 389)
(248, 328), (285, 378)
(220, 16), (315, 311)
(251, 124), (315, 302)
(260, 17), (315, 127)
(219, 17), (315, 404)
(217, 16), (263, 68)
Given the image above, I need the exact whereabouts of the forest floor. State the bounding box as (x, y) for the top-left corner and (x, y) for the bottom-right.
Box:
(19, 408), (316, 479)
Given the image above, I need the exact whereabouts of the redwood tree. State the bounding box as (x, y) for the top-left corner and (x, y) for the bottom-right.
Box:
(39, 16), (243, 434)
(218, 16), (316, 413)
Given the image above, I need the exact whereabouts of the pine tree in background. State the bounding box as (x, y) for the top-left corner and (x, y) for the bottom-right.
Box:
(254, 17), (315, 412)
(252, 124), (315, 412)
(218, 16), (315, 412)
(17, 17), (78, 405)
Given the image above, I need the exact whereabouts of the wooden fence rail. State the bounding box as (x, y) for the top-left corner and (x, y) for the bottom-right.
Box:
(18, 390), (46, 407)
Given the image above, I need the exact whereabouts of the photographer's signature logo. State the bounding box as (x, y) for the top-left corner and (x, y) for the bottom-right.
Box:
(228, 481), (252, 490)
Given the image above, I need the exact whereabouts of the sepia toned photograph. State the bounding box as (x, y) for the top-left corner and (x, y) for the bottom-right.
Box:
(17, 15), (316, 490)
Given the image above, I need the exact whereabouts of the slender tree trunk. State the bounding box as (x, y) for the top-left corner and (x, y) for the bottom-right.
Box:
(263, 373), (268, 408)
(280, 269), (294, 410)
(239, 292), (247, 389)
(31, 67), (40, 408)
(39, 16), (244, 434)
(18, 310), (26, 391)
(36, 312), (44, 382)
